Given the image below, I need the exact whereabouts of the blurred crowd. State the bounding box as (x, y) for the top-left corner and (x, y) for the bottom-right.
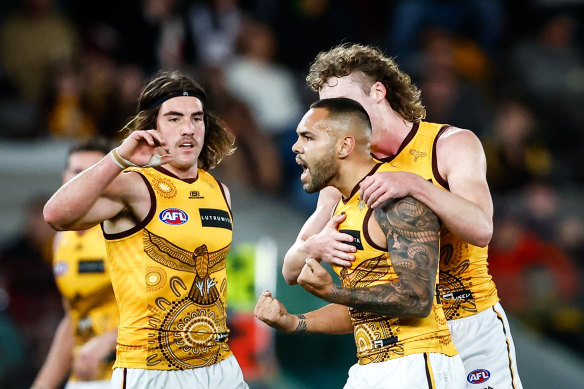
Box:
(0, 0), (583, 387)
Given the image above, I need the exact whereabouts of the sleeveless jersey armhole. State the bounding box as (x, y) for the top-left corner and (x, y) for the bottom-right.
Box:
(102, 170), (157, 240)
(431, 125), (451, 190)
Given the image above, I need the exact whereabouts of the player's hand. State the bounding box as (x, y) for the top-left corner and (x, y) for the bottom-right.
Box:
(254, 290), (298, 333)
(297, 258), (334, 300)
(117, 129), (173, 167)
(359, 171), (417, 209)
(72, 333), (114, 380)
(305, 213), (356, 267)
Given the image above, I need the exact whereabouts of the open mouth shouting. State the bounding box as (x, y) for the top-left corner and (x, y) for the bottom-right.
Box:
(296, 156), (310, 182)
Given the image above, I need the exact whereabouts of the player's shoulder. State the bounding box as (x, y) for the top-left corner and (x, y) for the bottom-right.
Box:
(436, 126), (484, 153)
(440, 125), (479, 141)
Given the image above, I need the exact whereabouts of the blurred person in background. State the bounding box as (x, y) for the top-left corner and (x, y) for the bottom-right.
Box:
(0, 0), (79, 103)
(413, 26), (494, 137)
(0, 0), (79, 138)
(43, 70), (247, 388)
(0, 194), (60, 384)
(256, 0), (357, 74)
(184, 0), (245, 67)
(225, 20), (303, 140)
(32, 137), (119, 389)
(45, 64), (98, 140)
(386, 0), (504, 58)
(0, 269), (28, 388)
(489, 202), (584, 356)
(223, 20), (307, 207)
(283, 43), (522, 388)
(482, 99), (552, 197)
(198, 65), (283, 195)
(506, 12), (584, 173)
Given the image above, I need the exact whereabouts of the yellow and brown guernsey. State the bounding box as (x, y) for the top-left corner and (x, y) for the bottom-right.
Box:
(103, 166), (233, 370)
(53, 226), (118, 381)
(331, 164), (457, 365)
(374, 121), (499, 320)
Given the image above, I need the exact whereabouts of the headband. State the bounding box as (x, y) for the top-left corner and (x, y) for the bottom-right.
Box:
(143, 90), (207, 111)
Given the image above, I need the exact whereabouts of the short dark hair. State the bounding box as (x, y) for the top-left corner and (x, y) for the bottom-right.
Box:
(122, 70), (235, 171)
(67, 136), (114, 157)
(310, 97), (372, 135)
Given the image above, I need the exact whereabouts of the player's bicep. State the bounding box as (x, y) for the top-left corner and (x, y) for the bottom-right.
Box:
(74, 197), (127, 230)
(447, 171), (493, 220)
(439, 129), (493, 218)
(66, 172), (141, 230)
(374, 196), (440, 295)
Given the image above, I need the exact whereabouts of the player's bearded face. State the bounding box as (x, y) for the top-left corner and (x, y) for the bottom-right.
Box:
(299, 148), (337, 193)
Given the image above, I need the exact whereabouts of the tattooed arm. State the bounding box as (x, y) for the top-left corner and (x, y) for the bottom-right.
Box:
(297, 196), (440, 318)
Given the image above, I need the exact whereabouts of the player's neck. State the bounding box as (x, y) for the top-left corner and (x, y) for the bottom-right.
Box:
(161, 163), (199, 180)
(335, 158), (378, 200)
(370, 115), (414, 159)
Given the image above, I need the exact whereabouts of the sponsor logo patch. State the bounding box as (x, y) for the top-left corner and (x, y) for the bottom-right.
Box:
(160, 208), (189, 225)
(339, 229), (364, 250)
(78, 259), (105, 274)
(467, 369), (490, 384)
(200, 208), (232, 230)
(442, 289), (473, 300)
(189, 190), (204, 199)
(373, 336), (398, 348)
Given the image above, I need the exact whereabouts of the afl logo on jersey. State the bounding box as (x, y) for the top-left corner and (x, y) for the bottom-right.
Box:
(53, 261), (68, 277)
(159, 208), (189, 225)
(467, 369), (490, 384)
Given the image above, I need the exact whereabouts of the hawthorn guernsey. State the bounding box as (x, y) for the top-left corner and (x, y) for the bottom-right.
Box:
(104, 166), (234, 370)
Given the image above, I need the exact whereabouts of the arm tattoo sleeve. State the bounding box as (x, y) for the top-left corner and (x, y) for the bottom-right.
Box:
(294, 314), (308, 333)
(324, 196), (440, 317)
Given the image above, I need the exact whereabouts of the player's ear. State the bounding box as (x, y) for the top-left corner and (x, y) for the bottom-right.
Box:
(338, 136), (355, 159)
(370, 81), (386, 102)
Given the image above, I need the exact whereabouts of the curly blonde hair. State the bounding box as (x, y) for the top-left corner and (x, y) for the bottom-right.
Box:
(306, 43), (426, 122)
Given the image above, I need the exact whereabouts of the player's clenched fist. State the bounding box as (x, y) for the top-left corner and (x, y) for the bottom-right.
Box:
(297, 258), (334, 300)
(253, 290), (298, 333)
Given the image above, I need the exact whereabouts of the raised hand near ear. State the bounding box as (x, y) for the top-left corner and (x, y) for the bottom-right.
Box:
(113, 130), (173, 168)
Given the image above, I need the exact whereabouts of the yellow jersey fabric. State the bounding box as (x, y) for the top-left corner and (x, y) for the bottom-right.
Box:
(53, 226), (118, 381)
(374, 121), (499, 320)
(104, 167), (233, 370)
(332, 164), (457, 365)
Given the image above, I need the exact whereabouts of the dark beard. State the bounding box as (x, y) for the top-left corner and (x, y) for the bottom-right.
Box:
(303, 155), (337, 193)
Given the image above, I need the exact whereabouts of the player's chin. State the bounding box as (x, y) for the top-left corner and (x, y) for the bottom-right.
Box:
(302, 181), (320, 194)
(172, 157), (197, 170)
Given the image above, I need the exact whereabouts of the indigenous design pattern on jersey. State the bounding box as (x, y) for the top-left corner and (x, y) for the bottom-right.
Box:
(374, 121), (499, 320)
(332, 164), (456, 365)
(104, 167), (233, 370)
(53, 226), (118, 381)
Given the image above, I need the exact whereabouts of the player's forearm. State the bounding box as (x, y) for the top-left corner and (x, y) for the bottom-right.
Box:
(410, 178), (492, 247)
(44, 153), (122, 230)
(321, 282), (433, 318)
(33, 316), (74, 389)
(299, 304), (353, 334)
